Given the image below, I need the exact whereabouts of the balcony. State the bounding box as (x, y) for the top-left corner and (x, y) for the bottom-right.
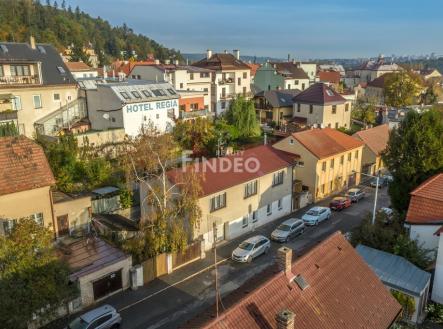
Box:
(0, 75), (41, 86)
(0, 110), (18, 121)
(179, 109), (213, 120)
(218, 77), (234, 85)
(220, 93), (235, 100)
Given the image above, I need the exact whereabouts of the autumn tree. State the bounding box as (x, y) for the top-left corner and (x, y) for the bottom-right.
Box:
(384, 71), (424, 108)
(225, 96), (261, 139)
(382, 109), (443, 212)
(0, 218), (77, 329)
(352, 98), (377, 127)
(120, 126), (202, 263)
(172, 118), (216, 156)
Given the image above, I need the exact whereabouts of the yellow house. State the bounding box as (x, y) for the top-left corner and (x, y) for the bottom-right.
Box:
(353, 124), (389, 175)
(0, 136), (55, 236)
(273, 128), (364, 201)
(254, 89), (301, 126)
(292, 83), (352, 129)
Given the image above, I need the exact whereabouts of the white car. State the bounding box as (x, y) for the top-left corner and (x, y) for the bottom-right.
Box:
(302, 206), (331, 226)
(231, 235), (270, 263)
(379, 207), (394, 223)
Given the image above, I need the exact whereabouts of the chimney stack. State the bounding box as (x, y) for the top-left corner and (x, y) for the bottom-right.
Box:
(30, 35), (36, 49)
(276, 309), (295, 329)
(174, 59), (179, 65)
(277, 247), (293, 275)
(206, 49), (212, 59)
(154, 59), (160, 65)
(165, 59), (170, 65)
(233, 49), (240, 60)
(287, 54), (290, 62)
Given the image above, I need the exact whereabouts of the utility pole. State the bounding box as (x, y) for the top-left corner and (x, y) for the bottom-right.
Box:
(213, 221), (219, 318)
(372, 171), (380, 225)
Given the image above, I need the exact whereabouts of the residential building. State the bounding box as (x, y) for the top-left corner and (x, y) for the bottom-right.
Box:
(353, 124), (389, 175)
(254, 61), (310, 92)
(61, 44), (99, 68)
(432, 226), (443, 304)
(292, 82), (352, 129)
(129, 64), (213, 112)
(178, 90), (211, 120)
(318, 70), (341, 88)
(193, 49), (251, 115)
(357, 244), (431, 324)
(254, 89), (301, 126)
(183, 232), (401, 329)
(149, 145), (299, 250)
(351, 55), (403, 83)
(106, 59), (156, 79)
(0, 39), (81, 137)
(0, 136), (55, 236)
(405, 173), (443, 251)
(273, 128), (363, 201)
(420, 68), (441, 81)
(364, 73), (388, 105)
(297, 62), (317, 82)
(318, 63), (346, 77)
(65, 61), (99, 79)
(86, 79), (179, 137)
(245, 62), (260, 84)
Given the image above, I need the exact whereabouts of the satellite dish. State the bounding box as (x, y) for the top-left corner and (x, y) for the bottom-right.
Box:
(102, 113), (110, 120)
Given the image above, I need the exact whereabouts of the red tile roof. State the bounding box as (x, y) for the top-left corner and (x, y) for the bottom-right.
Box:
(184, 232), (401, 329)
(193, 53), (251, 71)
(168, 145), (298, 197)
(353, 124), (389, 156)
(65, 61), (93, 72)
(293, 82), (346, 105)
(290, 128), (364, 159)
(245, 63), (260, 76)
(406, 173), (443, 224)
(0, 136), (55, 196)
(318, 70), (341, 84)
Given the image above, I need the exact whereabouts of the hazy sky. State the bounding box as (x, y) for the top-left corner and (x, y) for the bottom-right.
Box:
(66, 0), (443, 59)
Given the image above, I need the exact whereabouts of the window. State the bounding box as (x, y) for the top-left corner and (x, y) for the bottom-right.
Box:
(13, 96), (22, 111)
(152, 89), (166, 97)
(33, 95), (42, 109)
(242, 216), (248, 228)
(355, 150), (359, 159)
(200, 72), (209, 78)
(30, 213), (43, 226)
(330, 159), (334, 169)
(210, 192), (226, 212)
(345, 103), (349, 112)
(267, 204), (272, 215)
(332, 105), (337, 114)
(294, 80), (299, 85)
(244, 180), (258, 198)
(252, 211), (257, 223)
(53, 93), (60, 101)
(322, 161), (326, 171)
(278, 199), (282, 210)
(243, 86), (247, 95)
(340, 155), (344, 165)
(348, 153), (352, 161)
(179, 104), (186, 111)
(221, 101), (226, 109)
(190, 73), (194, 80)
(302, 83), (306, 90)
(141, 90), (152, 98)
(243, 72), (247, 79)
(321, 184), (325, 194)
(327, 123), (331, 128)
(0, 65), (3, 77)
(287, 84), (291, 89)
(89, 314), (113, 329)
(297, 103), (301, 112)
(329, 181), (333, 191)
(11, 64), (30, 76)
(57, 66), (66, 74)
(237, 77), (241, 86)
(203, 88), (208, 92)
(156, 113), (160, 119)
(289, 139), (294, 145)
(120, 92), (131, 100)
(167, 88), (176, 95)
(272, 171), (284, 186)
(189, 103), (198, 110)
(179, 83), (184, 89)
(131, 91), (142, 99)
(335, 122), (339, 129)
(2, 219), (16, 235)
(309, 104), (313, 114)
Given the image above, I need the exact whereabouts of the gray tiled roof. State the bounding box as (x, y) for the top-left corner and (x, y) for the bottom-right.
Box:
(356, 244), (431, 297)
(0, 42), (76, 86)
(256, 89), (301, 108)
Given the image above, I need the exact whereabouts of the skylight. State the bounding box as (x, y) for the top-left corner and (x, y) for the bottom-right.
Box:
(57, 66), (66, 74)
(0, 44), (8, 53)
(326, 89), (334, 97)
(120, 92), (131, 100)
(37, 46), (46, 54)
(141, 90), (152, 97)
(167, 88), (176, 95)
(131, 91), (142, 99)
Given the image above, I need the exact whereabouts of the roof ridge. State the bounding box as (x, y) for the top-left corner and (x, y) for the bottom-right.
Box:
(411, 173), (443, 196)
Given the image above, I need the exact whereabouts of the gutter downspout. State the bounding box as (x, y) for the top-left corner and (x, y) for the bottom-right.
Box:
(49, 187), (57, 239)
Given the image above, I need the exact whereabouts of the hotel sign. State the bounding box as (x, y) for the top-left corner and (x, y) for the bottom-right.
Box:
(125, 100), (178, 113)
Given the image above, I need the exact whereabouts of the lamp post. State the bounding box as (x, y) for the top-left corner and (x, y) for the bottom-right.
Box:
(352, 170), (380, 225)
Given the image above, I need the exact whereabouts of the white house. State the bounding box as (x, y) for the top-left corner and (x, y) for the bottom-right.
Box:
(65, 61), (99, 80)
(86, 80), (179, 137)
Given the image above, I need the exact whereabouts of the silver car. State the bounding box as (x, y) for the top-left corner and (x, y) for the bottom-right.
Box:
(67, 304), (121, 329)
(271, 218), (305, 242)
(232, 235), (270, 263)
(302, 206), (331, 226)
(347, 188), (365, 202)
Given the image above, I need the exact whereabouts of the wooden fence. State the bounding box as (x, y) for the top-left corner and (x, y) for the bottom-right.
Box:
(172, 241), (201, 270)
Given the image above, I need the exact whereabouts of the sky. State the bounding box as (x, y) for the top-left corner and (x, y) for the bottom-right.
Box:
(66, 0), (443, 59)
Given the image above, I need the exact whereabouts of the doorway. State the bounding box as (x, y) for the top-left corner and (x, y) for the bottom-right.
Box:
(57, 214), (69, 236)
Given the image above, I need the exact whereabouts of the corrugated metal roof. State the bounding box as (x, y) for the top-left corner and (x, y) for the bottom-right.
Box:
(356, 245), (431, 297)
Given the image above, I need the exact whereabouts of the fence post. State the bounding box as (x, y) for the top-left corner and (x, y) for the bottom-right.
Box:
(200, 239), (206, 259)
(167, 253), (173, 274)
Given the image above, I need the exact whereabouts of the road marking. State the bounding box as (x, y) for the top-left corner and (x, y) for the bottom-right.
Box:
(118, 257), (230, 312)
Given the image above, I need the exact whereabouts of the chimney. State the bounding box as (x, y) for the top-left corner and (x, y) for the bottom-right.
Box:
(155, 59), (160, 65)
(276, 309), (295, 329)
(174, 59), (179, 65)
(277, 247), (293, 275)
(287, 54), (290, 62)
(233, 49), (240, 60)
(165, 59), (170, 65)
(206, 49), (212, 59)
(224, 49), (228, 54)
(30, 35), (36, 49)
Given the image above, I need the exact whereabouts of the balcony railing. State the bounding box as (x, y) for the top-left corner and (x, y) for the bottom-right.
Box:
(179, 109), (213, 119)
(0, 110), (18, 121)
(218, 78), (235, 84)
(0, 75), (41, 86)
(220, 93), (235, 100)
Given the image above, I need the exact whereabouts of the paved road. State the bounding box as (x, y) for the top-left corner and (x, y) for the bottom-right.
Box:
(98, 184), (390, 329)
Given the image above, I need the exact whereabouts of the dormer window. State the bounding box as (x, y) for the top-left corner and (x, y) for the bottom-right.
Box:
(131, 91), (142, 99)
(120, 92), (131, 100)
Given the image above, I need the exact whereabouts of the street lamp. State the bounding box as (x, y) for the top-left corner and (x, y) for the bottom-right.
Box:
(352, 170), (381, 225)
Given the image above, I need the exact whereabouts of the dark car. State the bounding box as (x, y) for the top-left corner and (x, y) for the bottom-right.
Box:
(370, 177), (388, 188)
(329, 196), (352, 211)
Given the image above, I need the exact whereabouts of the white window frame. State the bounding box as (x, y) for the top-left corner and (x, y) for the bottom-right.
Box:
(30, 212), (44, 226)
(242, 216), (248, 228)
(252, 211), (258, 223)
(210, 192), (226, 212)
(267, 203), (272, 216)
(272, 171), (284, 186)
(244, 180), (258, 198)
(33, 94), (42, 109)
(13, 96), (22, 111)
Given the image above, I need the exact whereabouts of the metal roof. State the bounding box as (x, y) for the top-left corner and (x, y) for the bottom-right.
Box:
(356, 244), (431, 297)
(92, 186), (119, 196)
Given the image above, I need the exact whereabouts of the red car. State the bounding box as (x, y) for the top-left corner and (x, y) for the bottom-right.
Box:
(329, 196), (352, 211)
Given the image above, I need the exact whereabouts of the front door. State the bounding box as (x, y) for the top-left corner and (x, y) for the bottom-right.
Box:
(57, 215), (69, 236)
(93, 269), (123, 301)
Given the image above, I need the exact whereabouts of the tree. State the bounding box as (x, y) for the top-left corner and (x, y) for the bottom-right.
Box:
(0, 218), (77, 329)
(352, 98), (377, 127)
(120, 126), (202, 262)
(384, 71), (424, 108)
(172, 118), (215, 156)
(69, 41), (91, 65)
(225, 96), (261, 139)
(382, 109), (443, 212)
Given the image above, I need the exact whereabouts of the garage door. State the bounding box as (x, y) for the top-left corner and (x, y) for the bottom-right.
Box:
(92, 269), (122, 301)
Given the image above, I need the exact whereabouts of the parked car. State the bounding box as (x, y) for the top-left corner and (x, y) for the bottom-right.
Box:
(346, 188), (365, 202)
(329, 196), (352, 211)
(67, 305), (121, 329)
(370, 177), (388, 188)
(231, 235), (271, 263)
(302, 207), (331, 226)
(379, 207), (394, 223)
(271, 218), (305, 242)
(383, 174), (394, 183)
